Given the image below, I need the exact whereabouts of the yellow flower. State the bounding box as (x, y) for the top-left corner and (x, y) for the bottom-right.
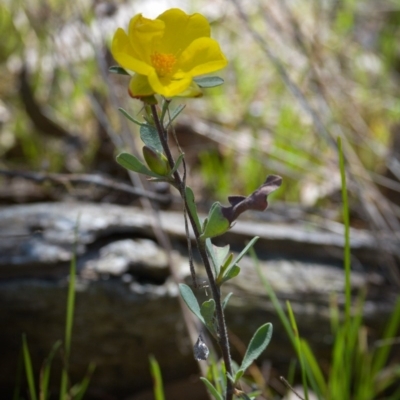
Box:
(111, 8), (228, 98)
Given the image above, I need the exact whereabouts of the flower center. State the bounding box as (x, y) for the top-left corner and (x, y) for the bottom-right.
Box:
(150, 52), (176, 77)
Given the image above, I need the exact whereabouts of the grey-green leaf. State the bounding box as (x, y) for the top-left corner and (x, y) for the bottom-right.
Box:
(206, 238), (218, 276)
(230, 237), (259, 268)
(165, 104), (186, 128)
(179, 284), (204, 323)
(238, 323), (273, 374)
(200, 299), (217, 336)
(194, 76), (224, 88)
(214, 244), (230, 272)
(109, 66), (130, 75)
(119, 108), (145, 126)
(140, 124), (163, 153)
(116, 153), (165, 178)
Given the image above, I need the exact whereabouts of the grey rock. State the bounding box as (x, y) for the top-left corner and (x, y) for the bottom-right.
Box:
(0, 202), (398, 399)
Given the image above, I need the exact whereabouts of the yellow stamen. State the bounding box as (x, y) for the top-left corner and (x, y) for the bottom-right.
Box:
(150, 52), (176, 77)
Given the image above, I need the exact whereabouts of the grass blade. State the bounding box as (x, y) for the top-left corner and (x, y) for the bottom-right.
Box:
(71, 362), (96, 400)
(337, 137), (351, 323)
(39, 340), (62, 400)
(372, 297), (400, 377)
(200, 377), (223, 400)
(22, 334), (38, 400)
(60, 219), (79, 400)
(286, 301), (309, 400)
(149, 355), (165, 400)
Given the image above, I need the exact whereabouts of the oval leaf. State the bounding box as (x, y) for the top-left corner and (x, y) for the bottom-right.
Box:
(109, 66), (130, 75)
(179, 284), (204, 323)
(220, 265), (240, 284)
(200, 299), (217, 336)
(116, 153), (164, 178)
(140, 124), (163, 153)
(194, 76), (224, 88)
(238, 323), (273, 374)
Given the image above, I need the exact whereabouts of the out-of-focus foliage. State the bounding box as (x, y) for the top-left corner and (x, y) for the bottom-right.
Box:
(1, 0), (400, 213)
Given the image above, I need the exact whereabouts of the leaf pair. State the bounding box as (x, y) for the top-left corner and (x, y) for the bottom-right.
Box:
(179, 284), (219, 337)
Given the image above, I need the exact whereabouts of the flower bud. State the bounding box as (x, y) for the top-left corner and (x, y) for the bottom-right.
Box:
(142, 146), (170, 176)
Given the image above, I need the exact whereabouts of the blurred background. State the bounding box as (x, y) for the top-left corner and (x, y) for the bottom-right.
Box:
(1, 0), (400, 399)
(2, 0), (400, 224)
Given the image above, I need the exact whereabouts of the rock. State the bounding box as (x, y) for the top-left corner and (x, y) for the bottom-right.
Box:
(0, 202), (398, 399)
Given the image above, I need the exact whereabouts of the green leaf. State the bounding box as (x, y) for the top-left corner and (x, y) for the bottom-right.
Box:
(300, 340), (327, 395)
(116, 152), (166, 178)
(372, 297), (400, 376)
(199, 377), (223, 400)
(118, 108), (145, 126)
(222, 292), (233, 310)
(22, 334), (38, 400)
(60, 220), (79, 400)
(109, 65), (130, 75)
(206, 241), (231, 278)
(200, 202), (230, 239)
(40, 340), (62, 400)
(194, 76), (224, 88)
(238, 323), (273, 374)
(165, 104), (186, 128)
(218, 253), (233, 278)
(234, 369), (244, 383)
(230, 237), (259, 269)
(70, 363), (96, 400)
(140, 124), (163, 153)
(221, 237), (259, 282)
(179, 284), (204, 323)
(205, 239), (218, 276)
(214, 244), (230, 277)
(167, 153), (184, 177)
(142, 146), (170, 176)
(185, 187), (202, 233)
(149, 355), (165, 400)
(200, 299), (217, 336)
(220, 265), (240, 284)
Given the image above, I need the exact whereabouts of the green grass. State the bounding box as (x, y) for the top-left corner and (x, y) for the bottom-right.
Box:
(251, 136), (400, 399)
(16, 220), (94, 400)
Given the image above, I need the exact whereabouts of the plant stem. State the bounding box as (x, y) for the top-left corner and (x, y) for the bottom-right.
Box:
(150, 104), (233, 400)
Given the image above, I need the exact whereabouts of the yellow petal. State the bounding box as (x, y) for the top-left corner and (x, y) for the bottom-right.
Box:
(147, 70), (192, 97)
(111, 28), (153, 76)
(156, 8), (210, 55)
(128, 14), (165, 63)
(178, 37), (228, 77)
(128, 74), (155, 97)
